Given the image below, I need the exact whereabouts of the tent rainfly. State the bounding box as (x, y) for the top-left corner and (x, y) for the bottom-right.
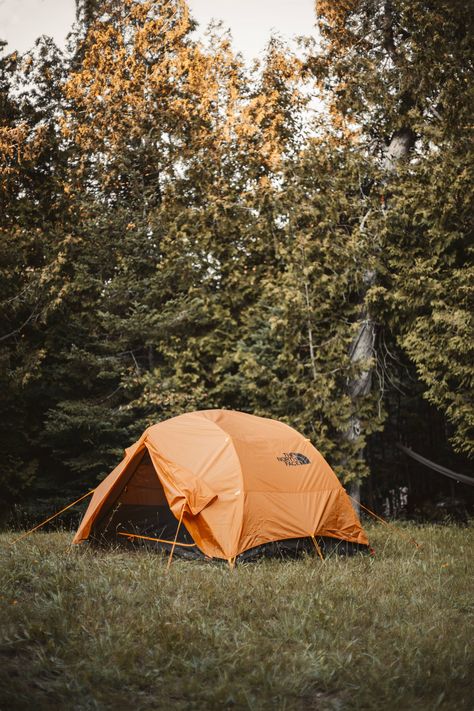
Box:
(74, 410), (369, 561)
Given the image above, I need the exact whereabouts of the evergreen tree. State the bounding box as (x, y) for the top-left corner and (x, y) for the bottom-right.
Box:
(0, 38), (72, 508)
(43, 2), (307, 482)
(1, 0), (471, 520)
(308, 0), (473, 466)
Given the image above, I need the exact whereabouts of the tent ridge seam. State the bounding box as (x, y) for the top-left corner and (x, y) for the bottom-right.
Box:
(202, 416), (246, 554)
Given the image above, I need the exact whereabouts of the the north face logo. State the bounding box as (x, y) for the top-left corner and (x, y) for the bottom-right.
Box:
(277, 452), (311, 466)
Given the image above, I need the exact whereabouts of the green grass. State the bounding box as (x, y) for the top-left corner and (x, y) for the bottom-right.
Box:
(0, 523), (472, 710)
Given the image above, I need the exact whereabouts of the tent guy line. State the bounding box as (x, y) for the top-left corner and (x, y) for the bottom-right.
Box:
(117, 531), (197, 548)
(9, 488), (96, 546)
(348, 495), (421, 549)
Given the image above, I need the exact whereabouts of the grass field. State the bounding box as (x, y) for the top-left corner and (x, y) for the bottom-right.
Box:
(0, 523), (472, 710)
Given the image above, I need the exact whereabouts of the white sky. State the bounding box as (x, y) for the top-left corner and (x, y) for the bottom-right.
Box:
(0, 0), (76, 53)
(189, 1), (315, 59)
(0, 0), (316, 58)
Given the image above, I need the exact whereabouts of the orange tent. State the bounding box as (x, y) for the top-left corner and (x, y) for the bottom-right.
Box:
(73, 409), (368, 560)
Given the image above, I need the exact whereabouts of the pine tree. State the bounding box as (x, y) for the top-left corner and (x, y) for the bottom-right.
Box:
(42, 2), (298, 480)
(0, 38), (72, 508)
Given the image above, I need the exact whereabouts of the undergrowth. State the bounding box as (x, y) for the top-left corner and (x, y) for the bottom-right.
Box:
(0, 523), (472, 710)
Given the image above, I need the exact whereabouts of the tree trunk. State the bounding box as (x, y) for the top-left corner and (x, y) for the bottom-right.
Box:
(347, 127), (415, 513)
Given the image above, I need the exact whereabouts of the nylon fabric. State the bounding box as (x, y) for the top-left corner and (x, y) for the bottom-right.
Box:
(73, 410), (368, 557)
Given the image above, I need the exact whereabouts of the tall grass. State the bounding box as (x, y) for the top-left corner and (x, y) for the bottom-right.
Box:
(0, 523), (472, 710)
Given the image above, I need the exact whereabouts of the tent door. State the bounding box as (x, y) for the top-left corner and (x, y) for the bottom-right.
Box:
(96, 449), (195, 547)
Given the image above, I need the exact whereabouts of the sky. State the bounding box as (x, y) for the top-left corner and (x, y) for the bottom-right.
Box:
(0, 0), (316, 59)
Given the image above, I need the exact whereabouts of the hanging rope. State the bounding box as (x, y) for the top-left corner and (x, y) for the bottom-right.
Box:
(166, 505), (185, 571)
(349, 495), (421, 549)
(10, 489), (96, 545)
(117, 531), (196, 548)
(397, 443), (474, 486)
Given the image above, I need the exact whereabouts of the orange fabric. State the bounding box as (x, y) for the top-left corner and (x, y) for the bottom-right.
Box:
(73, 410), (368, 558)
(118, 451), (168, 506)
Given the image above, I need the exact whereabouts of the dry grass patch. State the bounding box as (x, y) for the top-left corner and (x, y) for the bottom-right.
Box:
(0, 523), (472, 710)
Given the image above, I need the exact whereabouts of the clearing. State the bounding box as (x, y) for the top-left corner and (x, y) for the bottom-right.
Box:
(0, 523), (472, 710)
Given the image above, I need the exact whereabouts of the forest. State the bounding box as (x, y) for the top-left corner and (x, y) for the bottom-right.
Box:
(0, 0), (472, 522)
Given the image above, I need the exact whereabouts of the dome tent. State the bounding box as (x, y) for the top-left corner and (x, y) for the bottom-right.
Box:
(73, 410), (369, 561)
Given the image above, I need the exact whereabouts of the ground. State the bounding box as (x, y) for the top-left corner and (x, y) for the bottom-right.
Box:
(0, 523), (472, 710)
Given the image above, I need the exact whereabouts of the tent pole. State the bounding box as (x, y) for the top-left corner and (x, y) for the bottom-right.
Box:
(10, 489), (96, 545)
(166, 505), (185, 571)
(117, 531), (196, 548)
(311, 535), (324, 562)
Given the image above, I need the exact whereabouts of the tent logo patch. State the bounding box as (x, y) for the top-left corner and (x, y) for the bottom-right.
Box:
(277, 452), (311, 466)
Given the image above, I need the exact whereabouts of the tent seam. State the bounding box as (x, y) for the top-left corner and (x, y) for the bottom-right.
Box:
(201, 414), (245, 558)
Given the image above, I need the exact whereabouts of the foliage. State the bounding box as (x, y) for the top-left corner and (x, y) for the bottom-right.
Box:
(313, 0), (472, 147)
(0, 38), (71, 506)
(378, 150), (474, 457)
(0, 0), (472, 512)
(235, 145), (384, 482)
(311, 0), (474, 458)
